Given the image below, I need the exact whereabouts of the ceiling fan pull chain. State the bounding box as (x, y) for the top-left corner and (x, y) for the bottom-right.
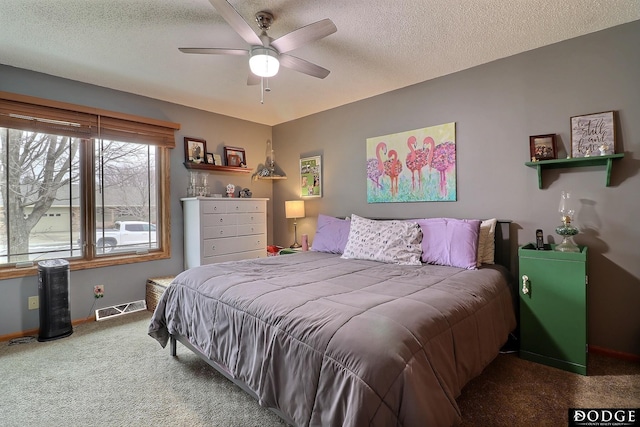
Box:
(260, 77), (264, 104)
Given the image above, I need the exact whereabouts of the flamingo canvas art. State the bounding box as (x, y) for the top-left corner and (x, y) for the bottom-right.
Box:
(366, 122), (456, 203)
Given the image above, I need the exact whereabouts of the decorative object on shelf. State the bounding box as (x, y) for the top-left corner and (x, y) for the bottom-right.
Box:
(255, 139), (286, 179)
(571, 111), (616, 158)
(285, 200), (305, 248)
(299, 156), (322, 198)
(239, 188), (252, 198)
(213, 154), (222, 165)
(265, 139), (275, 174)
(226, 183), (235, 197)
(555, 190), (580, 252)
(185, 137), (207, 163)
(205, 153), (214, 164)
(224, 146), (246, 167)
(366, 122), (456, 203)
(529, 134), (557, 160)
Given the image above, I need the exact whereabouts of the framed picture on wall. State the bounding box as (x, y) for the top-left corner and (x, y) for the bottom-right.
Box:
(184, 137), (207, 162)
(299, 156), (322, 198)
(223, 146), (246, 167)
(529, 134), (557, 161)
(205, 153), (214, 164)
(570, 111), (616, 158)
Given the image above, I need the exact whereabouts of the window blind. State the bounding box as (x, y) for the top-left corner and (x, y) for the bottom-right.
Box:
(0, 91), (179, 147)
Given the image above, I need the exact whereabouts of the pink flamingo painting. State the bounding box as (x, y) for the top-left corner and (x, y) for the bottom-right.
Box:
(384, 149), (402, 197)
(366, 141), (387, 190)
(405, 136), (432, 190)
(425, 137), (456, 197)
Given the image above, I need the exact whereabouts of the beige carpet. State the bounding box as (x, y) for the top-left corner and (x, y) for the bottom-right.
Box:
(458, 349), (640, 426)
(1, 311), (638, 426)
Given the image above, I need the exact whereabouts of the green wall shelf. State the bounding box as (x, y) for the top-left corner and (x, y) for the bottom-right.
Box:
(525, 153), (624, 188)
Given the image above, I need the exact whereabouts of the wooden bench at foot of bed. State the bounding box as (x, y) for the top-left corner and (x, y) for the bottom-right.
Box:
(146, 276), (174, 313)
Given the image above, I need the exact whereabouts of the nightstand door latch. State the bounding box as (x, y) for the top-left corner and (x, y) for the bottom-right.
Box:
(522, 275), (530, 295)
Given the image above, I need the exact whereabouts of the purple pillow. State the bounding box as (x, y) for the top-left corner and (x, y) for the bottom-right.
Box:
(414, 218), (480, 269)
(310, 214), (351, 254)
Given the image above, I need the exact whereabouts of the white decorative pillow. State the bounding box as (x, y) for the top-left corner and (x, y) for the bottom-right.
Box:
(477, 218), (497, 266)
(341, 214), (423, 265)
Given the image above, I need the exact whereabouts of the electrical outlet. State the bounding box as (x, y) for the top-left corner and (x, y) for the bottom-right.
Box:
(28, 296), (39, 310)
(94, 285), (104, 298)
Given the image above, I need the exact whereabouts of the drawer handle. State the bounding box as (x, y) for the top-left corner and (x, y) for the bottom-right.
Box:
(213, 206), (218, 211)
(250, 216), (254, 220)
(211, 245), (216, 251)
(220, 230), (223, 235)
(219, 218), (223, 223)
(521, 275), (530, 295)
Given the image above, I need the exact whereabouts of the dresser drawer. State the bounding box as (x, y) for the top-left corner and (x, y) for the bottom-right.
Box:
(202, 249), (266, 265)
(225, 200), (266, 213)
(203, 225), (237, 239)
(201, 200), (228, 214)
(202, 213), (237, 227)
(237, 223), (265, 236)
(203, 234), (266, 257)
(236, 212), (264, 225)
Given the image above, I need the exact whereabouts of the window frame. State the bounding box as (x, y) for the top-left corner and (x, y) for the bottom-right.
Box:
(0, 91), (179, 279)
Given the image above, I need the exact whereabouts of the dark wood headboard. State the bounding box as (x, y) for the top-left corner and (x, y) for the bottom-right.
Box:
(495, 219), (513, 273)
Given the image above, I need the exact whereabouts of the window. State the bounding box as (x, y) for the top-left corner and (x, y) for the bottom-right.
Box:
(0, 91), (179, 278)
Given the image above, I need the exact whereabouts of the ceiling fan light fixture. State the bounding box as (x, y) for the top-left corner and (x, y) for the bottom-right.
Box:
(249, 46), (280, 78)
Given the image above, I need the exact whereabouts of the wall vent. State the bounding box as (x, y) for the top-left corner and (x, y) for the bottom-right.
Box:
(95, 300), (147, 321)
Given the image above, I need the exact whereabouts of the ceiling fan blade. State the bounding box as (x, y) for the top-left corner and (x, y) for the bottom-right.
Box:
(208, 0), (263, 46)
(179, 47), (248, 56)
(247, 73), (260, 85)
(279, 54), (331, 79)
(271, 19), (337, 53)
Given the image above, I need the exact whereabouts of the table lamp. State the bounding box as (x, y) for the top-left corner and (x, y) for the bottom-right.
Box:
(285, 200), (305, 248)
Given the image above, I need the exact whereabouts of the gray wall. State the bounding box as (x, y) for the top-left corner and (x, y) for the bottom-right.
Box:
(272, 21), (640, 356)
(0, 65), (272, 336)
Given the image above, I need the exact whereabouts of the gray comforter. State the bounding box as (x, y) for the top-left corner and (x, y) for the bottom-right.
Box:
(149, 251), (516, 426)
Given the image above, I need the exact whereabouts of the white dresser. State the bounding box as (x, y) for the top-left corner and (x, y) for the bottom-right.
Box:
(182, 197), (268, 269)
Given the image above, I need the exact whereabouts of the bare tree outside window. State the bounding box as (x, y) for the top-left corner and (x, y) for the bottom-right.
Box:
(0, 128), (159, 263)
(0, 129), (80, 263)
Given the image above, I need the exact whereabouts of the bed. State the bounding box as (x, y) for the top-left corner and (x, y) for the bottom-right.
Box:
(149, 216), (516, 426)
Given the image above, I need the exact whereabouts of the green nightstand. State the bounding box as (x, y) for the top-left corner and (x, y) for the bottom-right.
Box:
(518, 243), (588, 375)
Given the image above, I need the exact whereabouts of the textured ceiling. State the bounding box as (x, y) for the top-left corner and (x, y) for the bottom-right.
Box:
(1, 1), (638, 125)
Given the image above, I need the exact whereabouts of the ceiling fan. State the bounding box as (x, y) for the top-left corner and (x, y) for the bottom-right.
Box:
(179, 0), (337, 86)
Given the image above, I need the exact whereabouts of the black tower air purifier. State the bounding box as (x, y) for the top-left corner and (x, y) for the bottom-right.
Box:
(37, 259), (73, 342)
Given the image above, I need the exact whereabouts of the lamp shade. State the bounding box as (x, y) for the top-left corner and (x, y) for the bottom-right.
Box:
(249, 46), (280, 78)
(285, 200), (305, 219)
